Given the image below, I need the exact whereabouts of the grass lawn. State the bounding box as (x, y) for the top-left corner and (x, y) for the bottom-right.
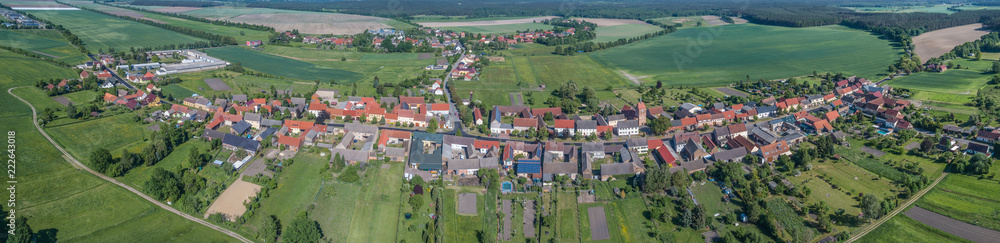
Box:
(791, 175), (862, 216)
(9, 87), (66, 117)
(397, 185), (432, 242)
(346, 161), (404, 242)
(2, 49), (234, 242)
(0, 29), (89, 63)
(62, 90), (98, 104)
(607, 198), (661, 242)
(592, 24), (663, 42)
(591, 24), (900, 86)
(808, 161), (898, 199)
(24, 10), (207, 51)
(857, 214), (972, 243)
(886, 69), (990, 94)
(556, 192), (580, 242)
(45, 113), (151, 161)
(910, 90), (975, 104)
(443, 189), (482, 242)
(577, 202), (624, 242)
(916, 174), (1000, 231)
(441, 23), (553, 34)
(690, 182), (728, 216)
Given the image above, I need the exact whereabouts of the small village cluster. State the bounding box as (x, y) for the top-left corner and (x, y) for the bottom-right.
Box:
(0, 9), (44, 28)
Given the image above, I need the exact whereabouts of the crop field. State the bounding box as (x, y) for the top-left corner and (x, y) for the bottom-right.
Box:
(62, 90), (97, 104)
(911, 91), (974, 104)
(66, 1), (272, 43)
(176, 6), (392, 34)
(10, 87), (66, 116)
(2, 50), (233, 242)
(885, 70), (990, 94)
(846, 4), (957, 14)
(440, 23), (554, 34)
(46, 113), (150, 160)
(418, 16), (555, 27)
(592, 24), (900, 86)
(650, 16), (706, 28)
(24, 10), (207, 51)
(454, 54), (627, 107)
(346, 161), (404, 242)
(857, 214), (972, 243)
(0, 29), (89, 63)
(205, 46), (364, 82)
(261, 45), (364, 61)
(912, 24), (990, 59)
(592, 23), (663, 42)
(916, 174), (1000, 231)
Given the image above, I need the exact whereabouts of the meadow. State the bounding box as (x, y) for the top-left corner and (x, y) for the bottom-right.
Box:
(857, 214), (972, 243)
(886, 69), (990, 94)
(1, 50), (233, 242)
(916, 174), (1000, 231)
(45, 113), (151, 160)
(591, 24), (901, 86)
(24, 10), (207, 51)
(592, 23), (663, 43)
(346, 161), (404, 242)
(441, 23), (553, 34)
(168, 6), (392, 34)
(0, 29), (89, 63)
(556, 192), (580, 242)
(442, 189), (482, 243)
(650, 16), (706, 28)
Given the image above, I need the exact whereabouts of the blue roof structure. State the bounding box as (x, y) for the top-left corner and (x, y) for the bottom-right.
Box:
(516, 159), (541, 174)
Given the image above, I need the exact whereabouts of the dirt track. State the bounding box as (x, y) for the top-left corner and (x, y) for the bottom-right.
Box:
(905, 207), (1000, 243)
(418, 16), (556, 28)
(913, 24), (990, 59)
(8, 87), (253, 243)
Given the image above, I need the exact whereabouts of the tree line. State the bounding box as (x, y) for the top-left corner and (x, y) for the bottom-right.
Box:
(0, 4), (89, 54)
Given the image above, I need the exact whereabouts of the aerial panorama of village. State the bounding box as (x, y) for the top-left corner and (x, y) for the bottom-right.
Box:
(3, 0), (1000, 242)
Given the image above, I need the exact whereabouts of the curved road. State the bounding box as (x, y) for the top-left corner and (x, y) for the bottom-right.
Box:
(9, 87), (252, 243)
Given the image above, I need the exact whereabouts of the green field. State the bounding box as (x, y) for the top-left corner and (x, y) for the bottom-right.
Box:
(65, 1), (273, 43)
(886, 70), (990, 94)
(46, 113), (151, 160)
(62, 90), (98, 104)
(846, 4), (956, 14)
(206, 46), (364, 82)
(441, 23), (554, 34)
(453, 55), (628, 107)
(1, 49), (234, 242)
(414, 15), (547, 22)
(442, 189), (482, 242)
(591, 24), (901, 86)
(24, 10), (207, 51)
(262, 45), (364, 60)
(0, 29), (89, 63)
(347, 161), (404, 242)
(556, 192), (580, 242)
(916, 174), (1000, 231)
(857, 214), (972, 243)
(650, 16), (706, 28)
(592, 24), (663, 42)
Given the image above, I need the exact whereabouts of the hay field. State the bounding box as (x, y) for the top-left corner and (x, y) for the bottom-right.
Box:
(179, 6), (392, 34)
(913, 23), (991, 59)
(591, 24), (900, 86)
(885, 69), (989, 94)
(204, 180), (261, 221)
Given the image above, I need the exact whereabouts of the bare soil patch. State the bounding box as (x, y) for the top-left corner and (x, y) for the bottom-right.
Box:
(860, 146), (886, 158)
(458, 193), (477, 215)
(487, 56), (505, 62)
(204, 78), (231, 91)
(572, 17), (650, 27)
(523, 200), (536, 238)
(913, 23), (991, 59)
(418, 16), (556, 28)
(716, 87), (749, 97)
(618, 70), (649, 85)
(214, 13), (390, 35)
(149, 6), (203, 13)
(204, 180), (261, 221)
(52, 96), (72, 106)
(701, 15), (748, 26)
(588, 207), (610, 240)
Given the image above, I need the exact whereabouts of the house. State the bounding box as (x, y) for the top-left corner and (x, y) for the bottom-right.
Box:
(757, 140), (790, 163)
(576, 120), (597, 136)
(966, 142), (993, 157)
(616, 120), (640, 136)
(554, 119), (575, 136)
(977, 129), (1000, 143)
(626, 138), (649, 154)
(222, 134), (260, 154)
(939, 136), (959, 152)
(582, 142), (605, 159)
(712, 148), (747, 163)
(277, 135), (303, 151)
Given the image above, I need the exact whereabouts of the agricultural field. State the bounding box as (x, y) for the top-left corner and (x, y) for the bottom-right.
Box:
(206, 46), (438, 85)
(64, 1), (273, 43)
(857, 214), (972, 243)
(0, 29), (89, 63)
(413, 15), (551, 23)
(417, 16), (555, 27)
(453, 54), (627, 108)
(844, 4), (957, 14)
(205, 46), (364, 82)
(442, 189), (482, 243)
(440, 23), (554, 34)
(165, 6), (393, 35)
(2, 49), (234, 242)
(592, 23), (663, 42)
(912, 23), (991, 60)
(24, 9), (207, 51)
(916, 174), (1000, 231)
(45, 113), (151, 160)
(591, 24), (900, 86)
(346, 161), (404, 242)
(885, 69), (990, 94)
(261, 45), (364, 61)
(650, 16), (706, 28)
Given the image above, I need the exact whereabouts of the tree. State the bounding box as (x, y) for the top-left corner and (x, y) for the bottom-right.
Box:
(284, 215), (323, 243)
(692, 205), (706, 229)
(993, 61), (1000, 74)
(7, 216), (33, 243)
(966, 153), (993, 175)
(409, 195), (424, 210)
(89, 148), (114, 173)
(66, 103), (77, 119)
(681, 207), (693, 227)
(259, 215), (281, 242)
(143, 167), (183, 201)
(427, 118), (438, 133)
(188, 148), (203, 169)
(861, 194), (882, 221)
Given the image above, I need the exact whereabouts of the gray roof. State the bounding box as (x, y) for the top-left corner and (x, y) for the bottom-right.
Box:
(779, 130), (806, 143)
(255, 127), (278, 140)
(232, 121), (252, 134)
(385, 147), (406, 157)
(576, 120), (597, 130)
(582, 142), (604, 153)
(756, 105), (777, 114)
(243, 113), (261, 123)
(330, 148), (369, 162)
(345, 122), (378, 135)
(712, 148), (747, 161)
(713, 126), (730, 137)
(443, 135), (475, 147)
(261, 118), (282, 127)
(601, 163), (634, 176)
(202, 129), (226, 140)
(448, 158), (482, 170)
(618, 120), (639, 128)
(290, 97), (306, 106)
(626, 138), (647, 148)
(668, 158), (712, 174)
(232, 94), (247, 102)
(606, 114), (625, 121)
(751, 127), (778, 143)
(409, 132), (444, 170)
(680, 103), (700, 111)
(543, 162), (578, 174)
(380, 97), (399, 105)
(222, 133), (259, 152)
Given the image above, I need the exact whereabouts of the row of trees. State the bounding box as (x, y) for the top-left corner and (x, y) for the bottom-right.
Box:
(101, 2), (276, 32)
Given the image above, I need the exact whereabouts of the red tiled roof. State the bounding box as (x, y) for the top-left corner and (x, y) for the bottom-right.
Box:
(513, 118), (537, 128)
(430, 103), (449, 111)
(277, 135), (303, 148)
(554, 119), (574, 129)
(474, 140), (500, 150)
